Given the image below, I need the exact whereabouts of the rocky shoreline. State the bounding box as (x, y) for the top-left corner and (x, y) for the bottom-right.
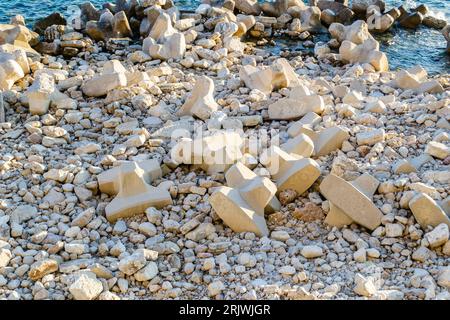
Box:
(0, 0), (449, 300)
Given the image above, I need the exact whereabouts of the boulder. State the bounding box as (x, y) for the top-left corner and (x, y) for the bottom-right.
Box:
(240, 58), (300, 95)
(69, 273), (103, 300)
(143, 12), (186, 60)
(0, 49), (29, 90)
(329, 20), (372, 45)
(33, 12), (67, 35)
(392, 154), (432, 174)
(390, 66), (444, 94)
(318, 0), (354, 25)
(81, 60), (128, 97)
(177, 76), (218, 120)
(339, 38), (389, 72)
(268, 95), (324, 120)
(0, 24), (40, 48)
(25, 73), (71, 115)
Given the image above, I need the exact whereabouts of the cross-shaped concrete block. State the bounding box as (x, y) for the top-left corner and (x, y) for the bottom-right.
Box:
(177, 76), (218, 120)
(320, 174), (383, 230)
(171, 131), (244, 174)
(286, 112), (349, 157)
(324, 173), (380, 228)
(98, 160), (172, 222)
(260, 145), (321, 195)
(209, 162), (277, 236)
(226, 162), (281, 214)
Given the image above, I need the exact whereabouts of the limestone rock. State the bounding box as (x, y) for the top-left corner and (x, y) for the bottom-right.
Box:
(69, 273), (103, 300)
(177, 76), (218, 120)
(29, 259), (59, 280)
(392, 154), (432, 174)
(240, 58), (300, 95)
(425, 141), (450, 160)
(301, 245), (324, 258)
(0, 48), (30, 90)
(134, 262), (159, 281)
(329, 20), (372, 45)
(81, 60), (128, 97)
(339, 38), (389, 72)
(391, 66), (444, 94)
(0, 248), (12, 268)
(143, 12), (186, 61)
(118, 251), (147, 275)
(425, 223), (449, 249)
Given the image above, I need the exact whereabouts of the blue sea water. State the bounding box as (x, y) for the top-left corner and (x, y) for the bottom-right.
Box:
(0, 0), (449, 74)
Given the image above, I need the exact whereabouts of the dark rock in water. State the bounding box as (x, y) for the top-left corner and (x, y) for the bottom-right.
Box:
(317, 0), (354, 25)
(352, 0), (385, 15)
(399, 11), (423, 29)
(33, 13), (67, 35)
(423, 16), (447, 30)
(86, 10), (133, 41)
(386, 8), (401, 20)
(261, 0), (288, 18)
(80, 2), (101, 22)
(413, 4), (429, 16)
(442, 25), (450, 53)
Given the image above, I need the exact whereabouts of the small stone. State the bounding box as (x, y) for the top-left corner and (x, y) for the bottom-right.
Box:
(69, 274), (103, 300)
(301, 245), (323, 258)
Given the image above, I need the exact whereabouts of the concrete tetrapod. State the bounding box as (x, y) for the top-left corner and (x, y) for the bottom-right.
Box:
(324, 173), (380, 228)
(260, 146), (321, 195)
(209, 162), (277, 237)
(409, 193), (450, 229)
(98, 160), (171, 222)
(320, 174), (383, 230)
